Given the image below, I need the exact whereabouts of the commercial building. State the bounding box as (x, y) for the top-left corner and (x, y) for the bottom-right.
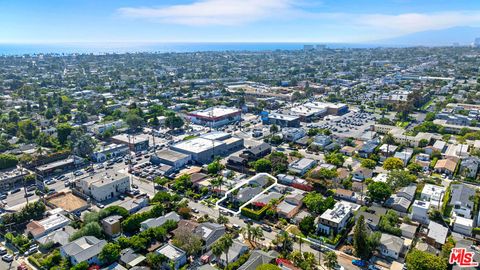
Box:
(154, 149), (191, 170)
(91, 143), (129, 162)
(78, 172), (130, 202)
(35, 157), (76, 176)
(288, 104), (326, 122)
(187, 106), (241, 127)
(111, 134), (149, 152)
(303, 102), (349, 116)
(267, 113), (300, 128)
(0, 167), (29, 190)
(171, 132), (243, 164)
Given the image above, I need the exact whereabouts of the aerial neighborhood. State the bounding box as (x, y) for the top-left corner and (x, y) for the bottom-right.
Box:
(1, 45), (480, 270)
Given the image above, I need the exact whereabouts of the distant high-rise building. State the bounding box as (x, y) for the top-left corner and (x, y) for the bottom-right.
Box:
(316, 44), (327, 50)
(474, 37), (480, 48)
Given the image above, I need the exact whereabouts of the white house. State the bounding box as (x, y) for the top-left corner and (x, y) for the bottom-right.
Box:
(379, 234), (404, 260)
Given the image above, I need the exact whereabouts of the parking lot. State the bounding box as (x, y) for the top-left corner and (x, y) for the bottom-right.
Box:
(303, 110), (381, 138)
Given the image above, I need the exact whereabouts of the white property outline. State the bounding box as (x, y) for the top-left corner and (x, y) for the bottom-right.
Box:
(216, 173), (278, 216)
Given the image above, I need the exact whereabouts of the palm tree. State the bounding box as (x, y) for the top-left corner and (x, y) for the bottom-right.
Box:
(324, 251), (338, 270)
(274, 231), (293, 254)
(221, 234), (233, 269)
(252, 226), (264, 247)
(242, 224), (253, 243)
(211, 241), (223, 266)
(297, 236), (304, 254)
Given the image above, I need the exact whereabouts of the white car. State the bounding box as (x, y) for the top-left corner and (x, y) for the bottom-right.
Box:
(2, 254), (13, 262)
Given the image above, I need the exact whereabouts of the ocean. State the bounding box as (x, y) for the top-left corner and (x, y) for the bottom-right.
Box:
(0, 42), (380, 56)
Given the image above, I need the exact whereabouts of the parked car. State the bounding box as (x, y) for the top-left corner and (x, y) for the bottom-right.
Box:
(10, 188), (21, 194)
(73, 171), (84, 176)
(26, 186), (37, 192)
(2, 254), (13, 262)
(24, 192), (34, 198)
(352, 260), (367, 267)
(0, 194), (7, 200)
(0, 247), (7, 255)
(261, 225), (272, 232)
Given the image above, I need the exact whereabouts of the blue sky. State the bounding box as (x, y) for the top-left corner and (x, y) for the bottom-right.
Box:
(1, 0), (480, 43)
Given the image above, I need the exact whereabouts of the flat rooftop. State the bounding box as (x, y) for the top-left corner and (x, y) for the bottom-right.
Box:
(189, 106), (240, 119)
(82, 172), (129, 188)
(37, 158), (74, 172)
(112, 134), (149, 143)
(172, 137), (225, 154)
(39, 214), (70, 230)
(156, 244), (185, 260)
(268, 113), (299, 121)
(156, 149), (189, 162)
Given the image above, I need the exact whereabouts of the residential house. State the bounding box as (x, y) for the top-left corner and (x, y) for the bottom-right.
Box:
(421, 184), (446, 210)
(120, 248), (146, 269)
(400, 223), (417, 239)
(434, 159), (457, 176)
(235, 187), (263, 204)
(217, 240), (249, 266)
(156, 244), (187, 270)
(318, 201), (354, 234)
(385, 185), (416, 213)
(194, 222), (226, 251)
(394, 149), (413, 166)
(140, 212), (180, 231)
(340, 146), (355, 156)
(411, 200), (430, 224)
(26, 213), (71, 239)
(460, 157), (480, 178)
(240, 143), (271, 161)
(60, 236), (107, 265)
(415, 154), (430, 170)
(334, 189), (356, 202)
(288, 158), (317, 176)
(312, 135), (332, 148)
(237, 250), (278, 270)
(378, 234), (404, 260)
(379, 144), (398, 161)
(358, 138), (380, 158)
(277, 194), (304, 219)
(426, 222), (448, 249)
(453, 216), (474, 236)
(102, 215), (122, 237)
(450, 184), (476, 218)
(355, 209), (381, 231)
(352, 166), (373, 182)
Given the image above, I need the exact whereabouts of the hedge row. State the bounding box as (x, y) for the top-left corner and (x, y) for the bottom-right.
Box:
(241, 205), (270, 220)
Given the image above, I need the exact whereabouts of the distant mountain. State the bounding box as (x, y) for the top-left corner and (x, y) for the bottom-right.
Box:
(374, 26), (480, 47)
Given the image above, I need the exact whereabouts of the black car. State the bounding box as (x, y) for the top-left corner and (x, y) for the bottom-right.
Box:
(261, 225), (272, 232)
(10, 188), (21, 194)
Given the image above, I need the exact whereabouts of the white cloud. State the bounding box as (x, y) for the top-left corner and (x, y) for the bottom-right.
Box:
(118, 0), (299, 26)
(355, 11), (480, 35)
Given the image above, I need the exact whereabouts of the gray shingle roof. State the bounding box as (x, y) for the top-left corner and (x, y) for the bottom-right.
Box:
(62, 236), (107, 263)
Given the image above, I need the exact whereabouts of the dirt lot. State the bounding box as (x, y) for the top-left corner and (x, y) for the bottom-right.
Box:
(47, 192), (88, 212)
